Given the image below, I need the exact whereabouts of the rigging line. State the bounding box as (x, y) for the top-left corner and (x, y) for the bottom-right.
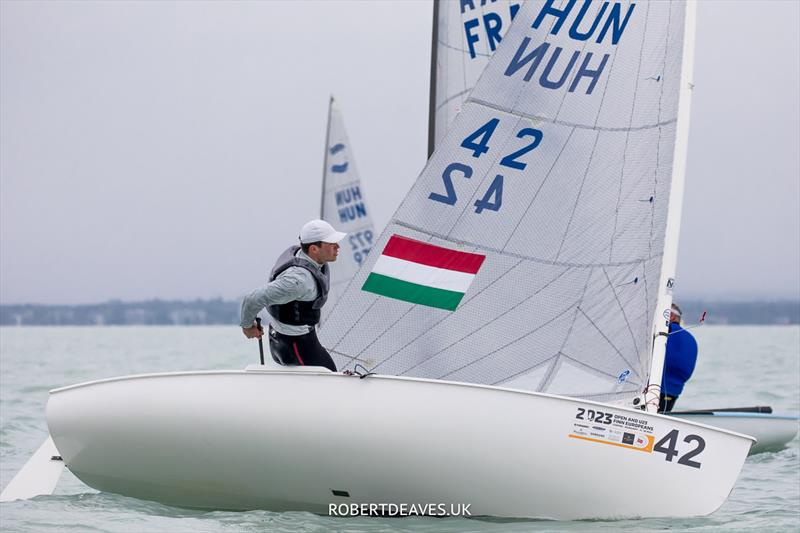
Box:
(458, 3), (469, 130)
(317, 228), (377, 330)
(319, 261), (369, 331)
(329, 278), (358, 288)
(436, 265), (591, 380)
(428, 0), (439, 158)
(336, 231), (442, 371)
(320, 96), (333, 219)
(649, 1), (674, 260)
(574, 306), (639, 377)
(554, 130), (601, 261)
(466, 97), (678, 133)
(560, 350), (642, 385)
(611, 0), (651, 261)
(601, 265), (642, 356)
(353, 305), (416, 363)
(435, 38), (493, 58)
(369, 257), (525, 373)
(397, 263), (570, 376)
(437, 299), (578, 380)
(326, 347), (370, 365)
(539, 266), (595, 390)
(393, 220), (661, 269)
(566, 387), (643, 400)
(328, 294), (380, 355)
(435, 88), (472, 113)
(502, 127), (576, 250)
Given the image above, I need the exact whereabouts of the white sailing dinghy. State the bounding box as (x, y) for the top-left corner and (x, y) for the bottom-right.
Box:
(319, 96), (376, 322)
(427, 0), (797, 453)
(4, 0), (756, 519)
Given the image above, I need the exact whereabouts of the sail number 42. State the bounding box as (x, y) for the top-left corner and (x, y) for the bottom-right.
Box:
(428, 118), (543, 214)
(653, 429), (705, 469)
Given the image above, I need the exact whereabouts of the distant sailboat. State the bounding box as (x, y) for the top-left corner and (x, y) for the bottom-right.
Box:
(319, 96), (375, 325)
(4, 0), (758, 519)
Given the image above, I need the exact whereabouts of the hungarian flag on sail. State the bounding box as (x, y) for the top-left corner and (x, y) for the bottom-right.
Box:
(362, 235), (486, 311)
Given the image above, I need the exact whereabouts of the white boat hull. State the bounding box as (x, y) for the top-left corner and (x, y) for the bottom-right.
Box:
(670, 411), (798, 454)
(47, 368), (753, 519)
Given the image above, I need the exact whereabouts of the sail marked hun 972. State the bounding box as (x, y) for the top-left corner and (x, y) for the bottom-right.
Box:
(321, 0), (688, 405)
(320, 99), (376, 327)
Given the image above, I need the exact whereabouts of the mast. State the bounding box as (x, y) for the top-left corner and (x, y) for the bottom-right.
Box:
(426, 0), (439, 158)
(320, 95), (334, 219)
(645, 1), (698, 413)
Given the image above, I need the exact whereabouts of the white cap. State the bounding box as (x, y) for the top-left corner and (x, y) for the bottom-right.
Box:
(299, 219), (347, 244)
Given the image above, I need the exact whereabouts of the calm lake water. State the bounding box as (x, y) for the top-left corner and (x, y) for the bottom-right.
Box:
(1, 326), (798, 532)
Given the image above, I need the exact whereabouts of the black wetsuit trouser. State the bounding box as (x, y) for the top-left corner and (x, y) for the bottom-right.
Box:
(268, 325), (337, 372)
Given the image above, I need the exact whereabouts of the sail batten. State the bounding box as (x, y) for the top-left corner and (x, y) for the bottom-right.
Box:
(467, 97), (678, 132)
(321, 0), (691, 405)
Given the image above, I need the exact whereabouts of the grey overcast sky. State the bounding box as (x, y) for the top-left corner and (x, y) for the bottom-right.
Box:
(1, 0), (798, 305)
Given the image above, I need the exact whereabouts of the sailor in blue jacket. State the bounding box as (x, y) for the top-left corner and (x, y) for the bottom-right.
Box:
(660, 303), (698, 412)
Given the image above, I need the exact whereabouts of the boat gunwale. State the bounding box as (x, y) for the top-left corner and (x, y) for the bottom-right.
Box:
(48, 368), (757, 442)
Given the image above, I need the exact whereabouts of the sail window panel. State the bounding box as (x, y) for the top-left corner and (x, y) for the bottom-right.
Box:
(439, 311), (574, 386)
(608, 128), (661, 263)
(502, 127), (597, 262)
(601, 262), (652, 369)
(554, 130), (628, 265)
(556, 311), (644, 395)
(571, 266), (645, 380)
(556, 314), (645, 396)
(545, 357), (638, 399)
(403, 267), (586, 381)
(499, 361), (552, 391)
(393, 262), (581, 378)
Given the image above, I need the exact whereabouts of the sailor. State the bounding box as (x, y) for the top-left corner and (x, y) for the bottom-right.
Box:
(659, 303), (698, 412)
(240, 219), (345, 372)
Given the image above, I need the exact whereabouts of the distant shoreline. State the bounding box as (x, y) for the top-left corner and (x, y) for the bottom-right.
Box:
(1, 299), (798, 326)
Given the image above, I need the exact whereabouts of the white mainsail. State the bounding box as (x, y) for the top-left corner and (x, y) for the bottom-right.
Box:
(322, 0), (691, 406)
(319, 96), (375, 324)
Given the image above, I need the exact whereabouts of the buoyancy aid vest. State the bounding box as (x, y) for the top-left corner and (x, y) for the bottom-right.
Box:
(266, 245), (330, 326)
